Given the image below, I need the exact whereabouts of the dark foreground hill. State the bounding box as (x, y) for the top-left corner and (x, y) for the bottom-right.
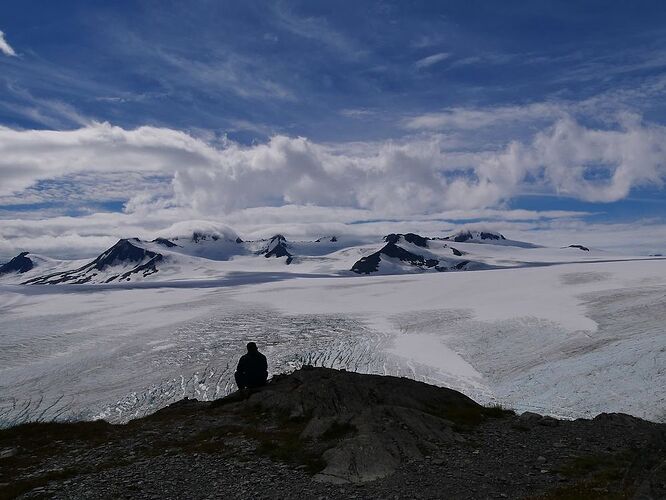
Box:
(1, 367), (664, 499)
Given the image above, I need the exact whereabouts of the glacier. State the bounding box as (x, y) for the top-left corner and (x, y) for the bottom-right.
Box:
(1, 255), (665, 427)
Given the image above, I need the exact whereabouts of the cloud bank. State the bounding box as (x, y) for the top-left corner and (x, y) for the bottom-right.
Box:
(1, 113), (665, 215)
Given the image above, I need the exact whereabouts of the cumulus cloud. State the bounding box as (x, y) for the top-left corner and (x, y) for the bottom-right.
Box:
(1, 115), (666, 218)
(415, 52), (449, 69)
(0, 30), (16, 57)
(503, 114), (666, 202)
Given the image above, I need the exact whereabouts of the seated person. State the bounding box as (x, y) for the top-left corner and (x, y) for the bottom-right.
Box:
(234, 342), (268, 389)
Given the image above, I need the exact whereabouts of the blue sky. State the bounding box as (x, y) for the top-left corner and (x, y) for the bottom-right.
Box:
(1, 1), (666, 257)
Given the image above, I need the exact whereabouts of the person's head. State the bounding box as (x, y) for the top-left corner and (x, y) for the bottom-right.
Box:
(246, 342), (258, 353)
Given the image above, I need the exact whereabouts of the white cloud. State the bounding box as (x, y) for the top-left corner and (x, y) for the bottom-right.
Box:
(1, 115), (665, 215)
(415, 52), (449, 69)
(1, 115), (666, 258)
(509, 114), (666, 202)
(0, 30), (16, 57)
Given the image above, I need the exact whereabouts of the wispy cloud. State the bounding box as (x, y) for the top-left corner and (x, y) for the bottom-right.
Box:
(404, 102), (564, 130)
(0, 83), (90, 128)
(415, 52), (449, 69)
(0, 30), (17, 57)
(272, 3), (365, 60)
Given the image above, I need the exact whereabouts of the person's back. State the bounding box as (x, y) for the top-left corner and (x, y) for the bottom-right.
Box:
(234, 342), (268, 389)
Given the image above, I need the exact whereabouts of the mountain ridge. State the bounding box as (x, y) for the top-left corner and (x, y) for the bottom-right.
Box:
(0, 229), (651, 284)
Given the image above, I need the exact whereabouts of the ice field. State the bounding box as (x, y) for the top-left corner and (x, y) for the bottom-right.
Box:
(1, 256), (665, 427)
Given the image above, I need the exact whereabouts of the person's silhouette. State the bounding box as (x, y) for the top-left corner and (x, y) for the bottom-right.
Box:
(234, 342), (268, 390)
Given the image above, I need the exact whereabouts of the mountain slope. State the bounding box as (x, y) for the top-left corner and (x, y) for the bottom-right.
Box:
(351, 233), (482, 274)
(23, 239), (165, 284)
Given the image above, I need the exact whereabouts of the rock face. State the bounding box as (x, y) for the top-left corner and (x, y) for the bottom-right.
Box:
(445, 230), (506, 243)
(383, 233), (429, 248)
(24, 239), (164, 284)
(568, 244), (590, 251)
(243, 367), (487, 483)
(151, 237), (178, 248)
(262, 235), (294, 264)
(191, 231), (220, 243)
(0, 252), (34, 275)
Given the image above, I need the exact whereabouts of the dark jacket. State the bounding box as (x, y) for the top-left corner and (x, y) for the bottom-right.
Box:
(235, 351), (268, 387)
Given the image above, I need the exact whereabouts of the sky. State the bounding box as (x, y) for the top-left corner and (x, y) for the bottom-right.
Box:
(1, 0), (666, 259)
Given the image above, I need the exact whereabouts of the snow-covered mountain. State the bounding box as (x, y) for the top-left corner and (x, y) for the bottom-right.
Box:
(350, 233), (484, 274)
(0, 228), (656, 285)
(257, 234), (294, 264)
(0, 252), (63, 283)
(23, 239), (164, 284)
(442, 230), (538, 248)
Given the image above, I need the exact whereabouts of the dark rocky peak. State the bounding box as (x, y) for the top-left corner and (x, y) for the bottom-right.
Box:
(263, 234), (293, 264)
(91, 239), (161, 271)
(383, 233), (429, 248)
(568, 244), (590, 251)
(352, 241), (438, 274)
(151, 237), (178, 248)
(315, 236), (338, 243)
(449, 246), (464, 256)
(235, 237), (244, 244)
(191, 231), (220, 243)
(383, 233), (401, 244)
(0, 252), (34, 275)
(445, 230), (506, 243)
(403, 233), (428, 247)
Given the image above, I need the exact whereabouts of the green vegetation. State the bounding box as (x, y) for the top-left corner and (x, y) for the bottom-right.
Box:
(426, 401), (514, 429)
(321, 421), (357, 441)
(532, 451), (636, 500)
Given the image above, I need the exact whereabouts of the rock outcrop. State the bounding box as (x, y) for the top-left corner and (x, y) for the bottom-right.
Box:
(2, 367), (665, 499)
